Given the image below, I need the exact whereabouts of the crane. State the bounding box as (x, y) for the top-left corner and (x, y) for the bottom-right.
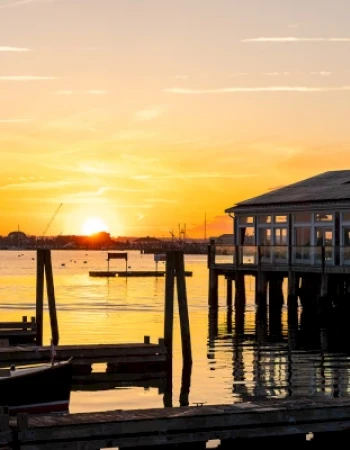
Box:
(42, 203), (63, 237)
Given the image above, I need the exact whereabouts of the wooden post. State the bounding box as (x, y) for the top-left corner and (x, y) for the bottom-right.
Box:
(44, 249), (59, 346)
(208, 269), (218, 307)
(163, 251), (175, 408)
(179, 361), (192, 407)
(164, 251), (175, 359)
(268, 275), (283, 340)
(287, 271), (298, 350)
(234, 273), (246, 309)
(35, 249), (45, 346)
(255, 271), (267, 307)
(226, 276), (233, 307)
(175, 251), (192, 367)
(208, 306), (218, 341)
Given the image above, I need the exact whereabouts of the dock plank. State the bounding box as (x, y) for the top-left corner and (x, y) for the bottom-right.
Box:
(8, 397), (350, 449)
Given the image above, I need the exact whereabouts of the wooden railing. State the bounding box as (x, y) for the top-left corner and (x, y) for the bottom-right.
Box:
(209, 244), (350, 268)
(0, 316), (36, 345)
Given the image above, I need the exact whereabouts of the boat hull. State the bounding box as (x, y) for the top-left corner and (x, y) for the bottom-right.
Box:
(0, 359), (73, 415)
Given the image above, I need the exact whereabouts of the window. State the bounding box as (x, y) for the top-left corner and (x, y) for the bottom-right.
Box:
(315, 213), (333, 222)
(239, 216), (254, 225)
(294, 213), (311, 223)
(258, 215), (271, 224)
(295, 227), (311, 246)
(342, 212), (350, 222)
(275, 215), (287, 223)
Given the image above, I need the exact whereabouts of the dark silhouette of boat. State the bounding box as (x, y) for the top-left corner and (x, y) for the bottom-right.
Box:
(0, 358), (73, 415)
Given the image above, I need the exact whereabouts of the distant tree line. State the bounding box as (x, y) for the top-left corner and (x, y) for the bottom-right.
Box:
(0, 231), (210, 254)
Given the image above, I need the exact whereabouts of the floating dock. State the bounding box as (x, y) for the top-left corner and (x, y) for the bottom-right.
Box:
(0, 338), (167, 377)
(4, 397), (350, 449)
(89, 270), (193, 277)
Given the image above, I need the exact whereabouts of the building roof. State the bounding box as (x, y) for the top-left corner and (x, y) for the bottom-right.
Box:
(225, 170), (350, 212)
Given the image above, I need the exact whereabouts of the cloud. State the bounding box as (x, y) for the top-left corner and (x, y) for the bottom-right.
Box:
(242, 37), (350, 42)
(54, 90), (107, 95)
(0, 46), (30, 52)
(0, 118), (34, 123)
(0, 180), (70, 190)
(165, 86), (350, 94)
(0, 0), (57, 8)
(134, 107), (164, 121)
(0, 75), (57, 81)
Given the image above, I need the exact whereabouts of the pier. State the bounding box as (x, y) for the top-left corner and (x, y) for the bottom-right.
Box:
(2, 397), (350, 448)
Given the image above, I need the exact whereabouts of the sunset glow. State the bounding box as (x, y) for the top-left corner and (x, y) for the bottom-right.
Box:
(1, 0), (349, 238)
(81, 218), (109, 236)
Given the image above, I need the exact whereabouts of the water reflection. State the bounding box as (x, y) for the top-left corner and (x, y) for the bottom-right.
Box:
(207, 293), (350, 401)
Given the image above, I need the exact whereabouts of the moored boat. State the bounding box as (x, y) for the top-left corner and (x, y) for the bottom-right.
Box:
(0, 358), (73, 415)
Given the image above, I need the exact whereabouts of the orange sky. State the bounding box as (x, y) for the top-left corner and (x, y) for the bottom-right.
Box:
(1, 0), (350, 238)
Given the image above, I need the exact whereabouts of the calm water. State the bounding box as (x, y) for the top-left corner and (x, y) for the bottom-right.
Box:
(0, 249), (350, 415)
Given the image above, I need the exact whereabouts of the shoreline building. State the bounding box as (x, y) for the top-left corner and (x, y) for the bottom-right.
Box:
(224, 170), (350, 267)
(208, 171), (350, 340)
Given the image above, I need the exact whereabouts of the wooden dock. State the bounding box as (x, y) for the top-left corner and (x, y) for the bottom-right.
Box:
(89, 270), (193, 277)
(3, 397), (350, 449)
(0, 339), (167, 376)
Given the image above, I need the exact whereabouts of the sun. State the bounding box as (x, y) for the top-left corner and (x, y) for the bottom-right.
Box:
(81, 217), (109, 236)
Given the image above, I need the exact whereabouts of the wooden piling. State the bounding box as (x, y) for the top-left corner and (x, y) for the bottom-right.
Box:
(163, 251), (175, 408)
(255, 272), (267, 307)
(35, 249), (45, 346)
(175, 251), (192, 367)
(234, 273), (246, 310)
(268, 275), (284, 340)
(208, 269), (219, 307)
(164, 252), (175, 361)
(44, 249), (59, 346)
(287, 271), (299, 350)
(226, 276), (233, 307)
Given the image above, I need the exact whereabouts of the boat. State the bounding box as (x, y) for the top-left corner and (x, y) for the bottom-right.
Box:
(0, 358), (73, 415)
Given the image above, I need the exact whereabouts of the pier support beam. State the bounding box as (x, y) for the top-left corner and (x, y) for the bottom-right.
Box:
(268, 275), (284, 340)
(255, 272), (267, 307)
(287, 271), (299, 350)
(234, 273), (246, 310)
(226, 276), (233, 308)
(208, 269), (219, 307)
